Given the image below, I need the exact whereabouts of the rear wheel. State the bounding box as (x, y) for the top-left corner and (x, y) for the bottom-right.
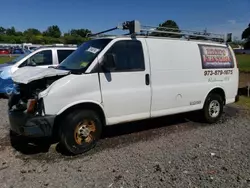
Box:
(202, 93), (223, 124)
(60, 110), (102, 155)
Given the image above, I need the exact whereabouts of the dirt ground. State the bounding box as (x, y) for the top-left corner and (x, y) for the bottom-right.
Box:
(0, 99), (250, 188)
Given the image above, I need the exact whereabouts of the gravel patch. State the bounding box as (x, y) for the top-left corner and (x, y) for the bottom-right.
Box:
(0, 99), (250, 188)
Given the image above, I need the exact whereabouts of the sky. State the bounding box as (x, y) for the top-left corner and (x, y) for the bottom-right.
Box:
(2, 0), (250, 39)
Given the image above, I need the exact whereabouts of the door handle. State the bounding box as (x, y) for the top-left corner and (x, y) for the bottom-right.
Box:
(145, 74), (150, 85)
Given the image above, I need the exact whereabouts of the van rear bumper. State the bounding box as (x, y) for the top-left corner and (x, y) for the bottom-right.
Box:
(8, 110), (55, 137)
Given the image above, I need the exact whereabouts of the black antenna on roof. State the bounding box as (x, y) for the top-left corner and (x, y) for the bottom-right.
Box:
(87, 27), (119, 38)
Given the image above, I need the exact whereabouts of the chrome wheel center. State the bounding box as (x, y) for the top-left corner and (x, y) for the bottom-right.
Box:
(209, 100), (220, 118)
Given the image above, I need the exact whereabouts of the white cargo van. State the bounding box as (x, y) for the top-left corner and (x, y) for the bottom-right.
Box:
(8, 21), (239, 155)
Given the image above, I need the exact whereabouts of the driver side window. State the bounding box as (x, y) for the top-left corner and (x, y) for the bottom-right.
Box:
(30, 50), (53, 66)
(104, 40), (145, 72)
(21, 50), (53, 67)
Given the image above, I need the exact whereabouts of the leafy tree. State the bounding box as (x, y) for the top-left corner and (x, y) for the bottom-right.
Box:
(0, 27), (5, 34)
(15, 31), (23, 36)
(5, 26), (16, 36)
(242, 23), (250, 40)
(32, 35), (44, 44)
(15, 36), (25, 43)
(24, 28), (41, 36)
(63, 35), (89, 45)
(242, 23), (250, 49)
(69, 29), (91, 37)
(63, 31), (70, 37)
(151, 20), (181, 38)
(23, 28), (41, 42)
(43, 25), (61, 38)
(244, 41), (250, 49)
(0, 24), (92, 45)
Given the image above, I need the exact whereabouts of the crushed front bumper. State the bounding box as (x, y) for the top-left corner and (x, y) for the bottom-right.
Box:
(8, 110), (55, 137)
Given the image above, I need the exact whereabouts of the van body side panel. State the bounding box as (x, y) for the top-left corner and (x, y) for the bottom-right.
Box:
(147, 39), (205, 117)
(146, 38), (238, 118)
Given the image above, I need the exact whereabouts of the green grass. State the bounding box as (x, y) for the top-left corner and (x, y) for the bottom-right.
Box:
(236, 96), (250, 109)
(236, 54), (250, 72)
(0, 56), (15, 64)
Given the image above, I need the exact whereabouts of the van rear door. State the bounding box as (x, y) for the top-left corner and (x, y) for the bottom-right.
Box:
(99, 38), (152, 125)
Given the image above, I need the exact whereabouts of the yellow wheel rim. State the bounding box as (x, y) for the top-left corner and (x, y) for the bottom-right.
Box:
(74, 120), (96, 145)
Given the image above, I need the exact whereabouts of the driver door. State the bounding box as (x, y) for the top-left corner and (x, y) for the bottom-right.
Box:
(99, 39), (151, 125)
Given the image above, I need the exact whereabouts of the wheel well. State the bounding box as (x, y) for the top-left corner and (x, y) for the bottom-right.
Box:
(52, 102), (106, 140)
(207, 88), (226, 105)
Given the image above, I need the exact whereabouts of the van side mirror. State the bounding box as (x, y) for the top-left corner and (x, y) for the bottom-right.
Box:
(102, 53), (116, 70)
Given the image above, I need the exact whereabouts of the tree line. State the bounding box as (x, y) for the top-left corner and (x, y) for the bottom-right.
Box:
(0, 25), (91, 45)
(0, 21), (250, 49)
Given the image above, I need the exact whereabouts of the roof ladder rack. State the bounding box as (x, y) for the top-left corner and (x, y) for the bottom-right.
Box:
(87, 20), (231, 43)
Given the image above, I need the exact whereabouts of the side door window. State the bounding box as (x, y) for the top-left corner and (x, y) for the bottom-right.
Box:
(57, 50), (75, 63)
(105, 40), (145, 71)
(27, 50), (53, 66)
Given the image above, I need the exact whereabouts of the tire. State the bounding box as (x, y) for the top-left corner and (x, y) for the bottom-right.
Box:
(60, 109), (102, 155)
(202, 93), (223, 124)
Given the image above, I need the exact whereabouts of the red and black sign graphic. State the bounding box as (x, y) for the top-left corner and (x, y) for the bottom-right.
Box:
(198, 44), (234, 69)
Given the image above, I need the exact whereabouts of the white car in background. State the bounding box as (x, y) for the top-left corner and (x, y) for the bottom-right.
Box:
(0, 46), (76, 96)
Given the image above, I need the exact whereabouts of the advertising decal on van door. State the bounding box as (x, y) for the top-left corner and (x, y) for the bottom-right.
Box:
(198, 44), (234, 79)
(198, 44), (234, 69)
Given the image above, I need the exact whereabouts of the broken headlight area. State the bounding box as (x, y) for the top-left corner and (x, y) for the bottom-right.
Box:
(8, 75), (65, 114)
(8, 94), (44, 116)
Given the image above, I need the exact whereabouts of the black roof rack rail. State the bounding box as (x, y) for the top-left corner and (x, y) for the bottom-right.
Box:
(87, 20), (231, 43)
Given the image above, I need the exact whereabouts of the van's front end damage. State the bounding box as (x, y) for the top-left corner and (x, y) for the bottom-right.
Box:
(8, 67), (70, 137)
(8, 92), (55, 137)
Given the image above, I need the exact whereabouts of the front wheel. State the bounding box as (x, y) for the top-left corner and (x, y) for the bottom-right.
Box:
(202, 94), (224, 124)
(60, 110), (102, 155)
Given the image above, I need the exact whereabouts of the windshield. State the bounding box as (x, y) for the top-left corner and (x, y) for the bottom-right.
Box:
(58, 39), (112, 71)
(8, 51), (31, 65)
